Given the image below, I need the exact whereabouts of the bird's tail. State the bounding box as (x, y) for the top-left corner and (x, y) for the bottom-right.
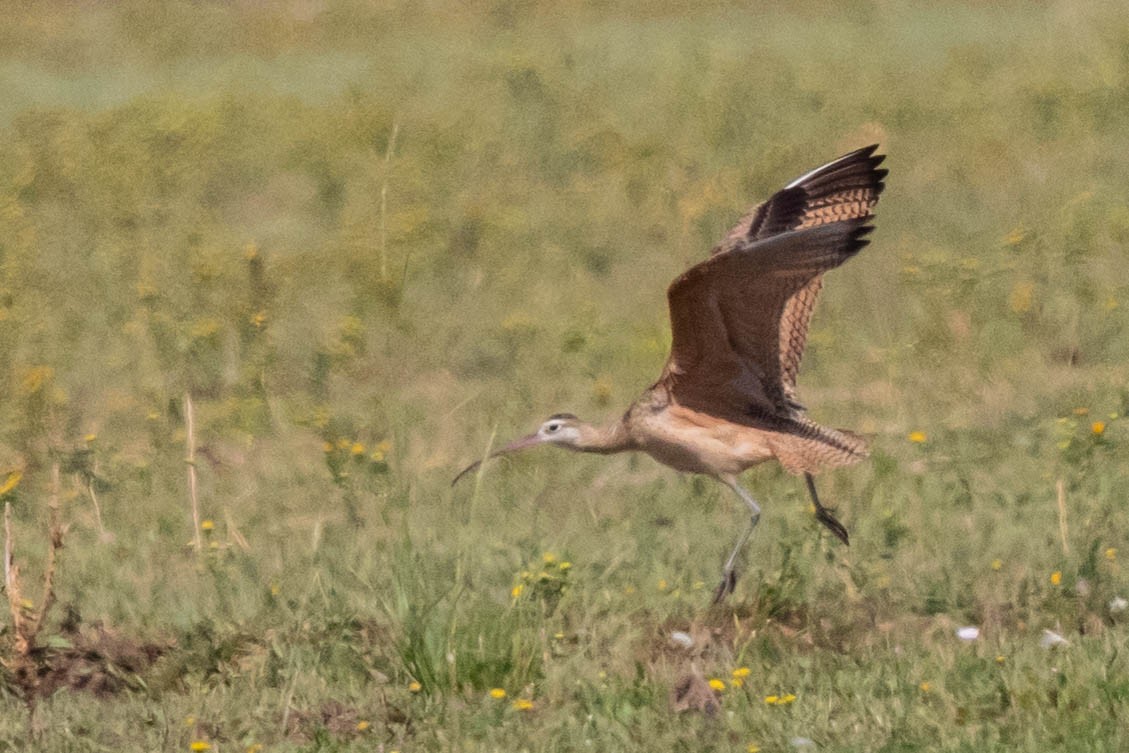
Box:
(768, 419), (869, 475)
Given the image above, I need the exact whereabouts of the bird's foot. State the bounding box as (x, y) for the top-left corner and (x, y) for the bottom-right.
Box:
(712, 568), (738, 604)
(815, 505), (849, 546)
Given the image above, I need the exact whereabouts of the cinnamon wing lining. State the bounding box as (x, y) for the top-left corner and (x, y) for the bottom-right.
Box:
(660, 220), (873, 424)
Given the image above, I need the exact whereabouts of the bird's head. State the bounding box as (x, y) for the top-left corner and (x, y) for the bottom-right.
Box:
(452, 413), (584, 485)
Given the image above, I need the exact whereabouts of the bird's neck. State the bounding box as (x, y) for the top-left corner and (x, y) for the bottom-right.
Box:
(575, 419), (634, 455)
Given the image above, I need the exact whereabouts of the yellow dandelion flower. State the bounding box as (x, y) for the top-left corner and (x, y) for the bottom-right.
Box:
(489, 688), (507, 699)
(732, 667), (751, 679)
(553, 632), (565, 640)
(765, 693), (797, 705)
(251, 311), (267, 328)
(1051, 571), (1062, 586)
(558, 561), (572, 571)
(512, 698), (534, 711)
(355, 720), (370, 731)
(350, 442), (365, 456)
(542, 552), (556, 564)
(246, 744), (263, 753)
(708, 678), (726, 692)
(184, 715), (196, 727)
(269, 583), (280, 596)
(1105, 547), (1117, 561)
(408, 680), (422, 693)
(919, 681), (931, 693)
(747, 745), (761, 753)
(511, 584), (524, 599)
(658, 579), (668, 591)
(190, 742), (212, 752)
(730, 678), (744, 688)
(84, 433), (97, 443)
(991, 559), (1003, 571)
(0, 470), (23, 496)
(908, 431), (927, 444)
(1092, 421), (1106, 436)
(200, 520), (215, 531)
(322, 441), (334, 453)
(995, 655), (1006, 665)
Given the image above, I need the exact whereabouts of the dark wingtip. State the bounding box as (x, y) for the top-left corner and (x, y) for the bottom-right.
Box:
(845, 222), (875, 255)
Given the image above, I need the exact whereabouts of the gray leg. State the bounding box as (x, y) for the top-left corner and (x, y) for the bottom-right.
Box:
(712, 475), (761, 604)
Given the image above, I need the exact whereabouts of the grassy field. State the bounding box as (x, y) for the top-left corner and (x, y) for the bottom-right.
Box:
(1, 1), (1128, 750)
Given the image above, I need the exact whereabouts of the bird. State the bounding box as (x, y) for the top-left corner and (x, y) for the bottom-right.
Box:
(454, 144), (886, 603)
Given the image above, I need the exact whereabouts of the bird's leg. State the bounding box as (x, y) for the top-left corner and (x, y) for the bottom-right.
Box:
(805, 473), (849, 546)
(712, 476), (761, 604)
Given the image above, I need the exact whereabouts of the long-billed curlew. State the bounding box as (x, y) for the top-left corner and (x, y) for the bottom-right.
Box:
(455, 145), (886, 602)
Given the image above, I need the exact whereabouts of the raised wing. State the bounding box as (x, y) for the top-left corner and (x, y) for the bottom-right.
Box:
(663, 146), (885, 417)
(716, 144), (886, 252)
(660, 219), (873, 423)
(700, 146), (886, 409)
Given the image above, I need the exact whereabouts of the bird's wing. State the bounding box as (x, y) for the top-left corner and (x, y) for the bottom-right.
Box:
(660, 220), (873, 423)
(715, 145), (886, 252)
(707, 145), (886, 405)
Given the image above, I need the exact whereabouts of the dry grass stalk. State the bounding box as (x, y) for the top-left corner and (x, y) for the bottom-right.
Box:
(185, 392), (202, 554)
(1056, 477), (1069, 556)
(86, 468), (106, 536)
(224, 507), (251, 552)
(2, 462), (66, 728)
(379, 121), (401, 282)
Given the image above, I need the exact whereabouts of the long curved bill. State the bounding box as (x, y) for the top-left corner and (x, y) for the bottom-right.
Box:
(451, 432), (544, 486)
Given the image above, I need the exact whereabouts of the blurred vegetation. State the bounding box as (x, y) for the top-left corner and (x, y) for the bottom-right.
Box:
(0, 0), (1128, 751)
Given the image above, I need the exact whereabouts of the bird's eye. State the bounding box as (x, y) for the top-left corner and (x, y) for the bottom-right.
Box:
(546, 423), (560, 432)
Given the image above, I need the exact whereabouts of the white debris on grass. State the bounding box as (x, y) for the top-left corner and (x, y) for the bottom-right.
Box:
(1040, 629), (1070, 649)
(790, 737), (816, 748)
(1109, 596), (1128, 614)
(956, 626), (980, 641)
(670, 631), (694, 649)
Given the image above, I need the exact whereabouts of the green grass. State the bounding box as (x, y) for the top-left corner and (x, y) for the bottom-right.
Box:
(1, 1), (1129, 750)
